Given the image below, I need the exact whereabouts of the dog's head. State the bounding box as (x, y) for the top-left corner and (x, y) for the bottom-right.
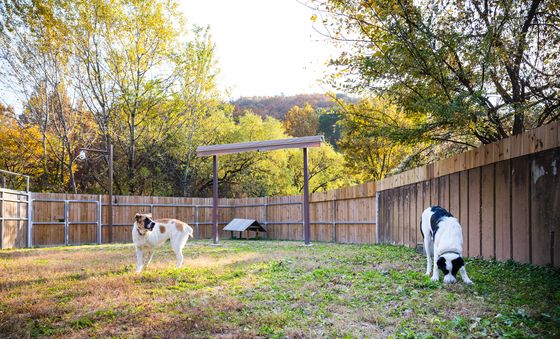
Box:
(437, 254), (464, 284)
(134, 213), (156, 231)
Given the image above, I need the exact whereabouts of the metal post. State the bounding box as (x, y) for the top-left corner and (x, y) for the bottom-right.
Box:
(16, 193), (21, 246)
(1, 190), (4, 249)
(97, 195), (102, 244)
(108, 143), (113, 243)
(212, 155), (219, 244)
(27, 191), (33, 248)
(195, 206), (199, 239)
(303, 147), (310, 245)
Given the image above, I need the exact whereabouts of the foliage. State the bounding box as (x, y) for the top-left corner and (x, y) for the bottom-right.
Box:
(313, 0), (560, 149)
(190, 111), (351, 197)
(284, 103), (319, 137)
(0, 241), (558, 337)
(338, 97), (419, 180)
(0, 1), (354, 197)
(231, 93), (356, 120)
(317, 107), (342, 148)
(0, 111), (57, 190)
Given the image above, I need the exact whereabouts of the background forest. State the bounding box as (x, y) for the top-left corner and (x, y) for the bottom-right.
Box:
(0, 0), (558, 198)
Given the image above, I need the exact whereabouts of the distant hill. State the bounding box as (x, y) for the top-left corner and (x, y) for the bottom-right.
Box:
(230, 93), (356, 120)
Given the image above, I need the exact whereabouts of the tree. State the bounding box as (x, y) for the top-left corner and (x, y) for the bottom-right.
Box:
(317, 107), (342, 148)
(338, 98), (417, 181)
(313, 0), (560, 147)
(0, 0), (226, 196)
(0, 0), (85, 192)
(284, 103), (319, 137)
(0, 107), (66, 191)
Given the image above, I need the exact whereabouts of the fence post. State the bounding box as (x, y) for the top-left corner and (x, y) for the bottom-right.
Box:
(27, 191), (33, 248)
(97, 195), (102, 244)
(1, 190), (4, 249)
(16, 193), (21, 247)
(64, 200), (69, 246)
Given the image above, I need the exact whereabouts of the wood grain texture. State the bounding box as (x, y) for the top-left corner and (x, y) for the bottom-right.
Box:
(511, 157), (531, 264)
(495, 160), (512, 261)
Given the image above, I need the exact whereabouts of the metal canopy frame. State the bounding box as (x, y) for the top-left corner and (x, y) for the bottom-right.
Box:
(196, 135), (324, 245)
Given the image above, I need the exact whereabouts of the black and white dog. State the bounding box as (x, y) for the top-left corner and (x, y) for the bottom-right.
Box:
(421, 206), (473, 284)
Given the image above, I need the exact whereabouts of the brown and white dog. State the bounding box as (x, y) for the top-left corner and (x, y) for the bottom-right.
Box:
(132, 213), (194, 273)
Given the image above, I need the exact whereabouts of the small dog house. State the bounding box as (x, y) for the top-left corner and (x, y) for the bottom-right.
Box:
(223, 218), (266, 239)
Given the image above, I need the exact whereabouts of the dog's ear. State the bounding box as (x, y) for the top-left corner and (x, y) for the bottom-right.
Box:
(437, 257), (449, 275)
(437, 257), (446, 269)
(135, 213), (142, 222)
(451, 257), (464, 276)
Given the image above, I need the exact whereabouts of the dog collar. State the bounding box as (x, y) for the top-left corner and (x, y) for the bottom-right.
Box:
(440, 250), (461, 257)
(136, 227), (148, 236)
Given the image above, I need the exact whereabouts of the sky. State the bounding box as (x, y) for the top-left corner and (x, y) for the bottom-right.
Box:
(0, 0), (341, 111)
(178, 0), (341, 99)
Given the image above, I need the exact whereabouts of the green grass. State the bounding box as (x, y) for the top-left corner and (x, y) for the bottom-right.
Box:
(0, 240), (559, 337)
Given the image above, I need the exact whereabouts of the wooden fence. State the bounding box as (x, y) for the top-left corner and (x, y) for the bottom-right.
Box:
(0, 188), (30, 249)
(24, 181), (375, 247)
(2, 121), (559, 269)
(0, 170), (31, 249)
(377, 121), (560, 267)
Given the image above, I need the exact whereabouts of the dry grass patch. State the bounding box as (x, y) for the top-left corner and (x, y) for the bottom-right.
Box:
(0, 240), (559, 338)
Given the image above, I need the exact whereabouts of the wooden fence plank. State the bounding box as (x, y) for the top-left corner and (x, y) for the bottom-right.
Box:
(392, 190), (398, 244)
(511, 157), (531, 264)
(495, 160), (512, 261)
(459, 171), (470, 257)
(449, 173), (460, 217)
(431, 178), (439, 207)
(468, 168), (481, 257)
(439, 175), (449, 211)
(416, 182), (424, 245)
(409, 184), (417, 247)
(481, 164), (495, 259)
(403, 187), (410, 246)
(530, 150), (560, 266)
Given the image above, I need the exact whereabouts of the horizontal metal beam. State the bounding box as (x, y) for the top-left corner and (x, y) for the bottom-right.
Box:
(0, 198), (29, 203)
(30, 221), (97, 225)
(197, 135), (324, 156)
(0, 188), (30, 195)
(33, 199), (99, 203)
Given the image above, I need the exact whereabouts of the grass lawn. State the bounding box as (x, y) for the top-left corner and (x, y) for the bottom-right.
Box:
(0, 240), (559, 338)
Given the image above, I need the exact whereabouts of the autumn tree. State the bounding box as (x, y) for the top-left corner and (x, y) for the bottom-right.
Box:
(0, 0), (356, 197)
(312, 0), (560, 148)
(0, 0), (88, 192)
(338, 98), (417, 181)
(284, 103), (319, 137)
(0, 107), (65, 190)
(1, 0), (225, 195)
